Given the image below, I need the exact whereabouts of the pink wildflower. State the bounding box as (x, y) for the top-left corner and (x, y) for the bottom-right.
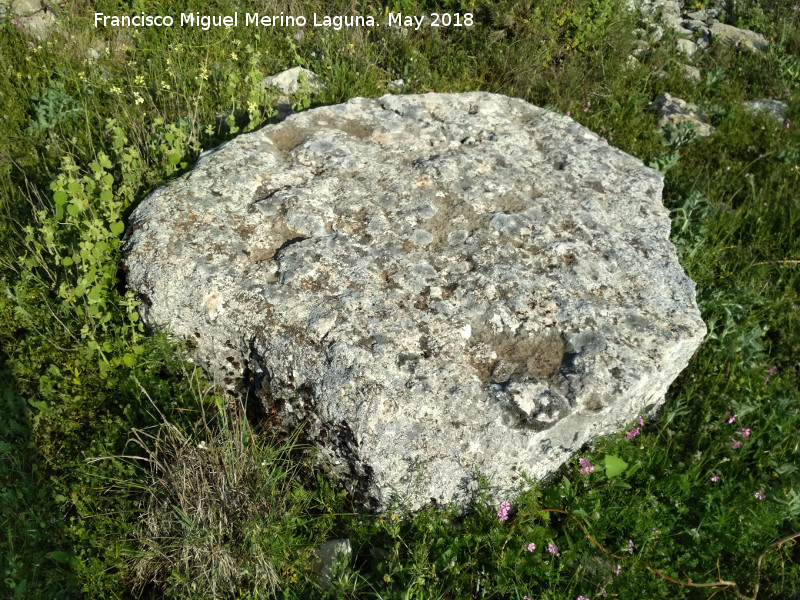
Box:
(755, 491), (765, 500)
(11, 18), (21, 28)
(739, 428), (751, 438)
(769, 365), (778, 376)
(787, 119), (792, 130)
(28, 41), (34, 49)
(577, 596), (590, 600)
(525, 542), (536, 552)
(765, 377), (770, 384)
(628, 539), (634, 554)
(578, 457), (596, 474)
(615, 564), (621, 575)
(639, 415), (644, 426)
(547, 542), (560, 557)
(566, 111), (571, 116)
(728, 414), (738, 424)
(711, 475), (720, 482)
(625, 427), (640, 440)
(600, 586), (608, 598)
(732, 440), (743, 450)
(497, 500), (510, 522)
(524, 596), (532, 600)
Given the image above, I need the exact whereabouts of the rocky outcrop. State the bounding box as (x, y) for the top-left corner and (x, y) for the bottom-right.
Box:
(123, 92), (706, 512)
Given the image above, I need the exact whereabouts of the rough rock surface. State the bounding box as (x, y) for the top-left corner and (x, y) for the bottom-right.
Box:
(709, 22), (768, 53)
(1, 0), (56, 39)
(743, 99), (788, 123)
(123, 92), (706, 512)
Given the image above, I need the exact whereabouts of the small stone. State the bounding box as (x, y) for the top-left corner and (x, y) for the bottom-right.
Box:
(676, 38), (698, 57)
(626, 55), (641, 70)
(679, 64), (702, 83)
(685, 10), (708, 22)
(742, 99), (788, 122)
(261, 66), (326, 95)
(310, 539), (352, 588)
(387, 78), (405, 93)
(650, 92), (713, 136)
(649, 24), (664, 44)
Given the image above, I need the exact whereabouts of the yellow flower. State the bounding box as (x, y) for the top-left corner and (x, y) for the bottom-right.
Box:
(110, 85), (122, 95)
(230, 52), (238, 60)
(134, 75), (145, 85)
(133, 91), (144, 105)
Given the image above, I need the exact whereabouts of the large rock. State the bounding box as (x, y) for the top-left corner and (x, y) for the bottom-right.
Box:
(123, 92), (706, 512)
(709, 22), (768, 53)
(0, 0), (57, 40)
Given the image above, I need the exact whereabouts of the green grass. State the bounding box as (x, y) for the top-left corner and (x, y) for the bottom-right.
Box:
(1, 0), (799, 598)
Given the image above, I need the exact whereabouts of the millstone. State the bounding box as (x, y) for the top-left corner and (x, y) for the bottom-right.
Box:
(123, 92), (706, 511)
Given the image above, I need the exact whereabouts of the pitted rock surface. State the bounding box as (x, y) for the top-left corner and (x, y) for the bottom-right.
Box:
(123, 92), (706, 511)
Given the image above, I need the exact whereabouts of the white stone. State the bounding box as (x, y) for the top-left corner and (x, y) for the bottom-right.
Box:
(261, 66), (326, 95)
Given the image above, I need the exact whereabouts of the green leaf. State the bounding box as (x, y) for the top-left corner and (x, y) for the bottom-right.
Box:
(604, 455), (628, 478)
(109, 221), (125, 235)
(66, 203), (81, 217)
(47, 550), (72, 564)
(100, 189), (113, 204)
(168, 152), (181, 165)
(122, 353), (135, 368)
(61, 256), (73, 266)
(53, 190), (68, 205)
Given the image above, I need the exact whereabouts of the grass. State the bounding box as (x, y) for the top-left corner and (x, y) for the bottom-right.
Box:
(0, 0), (799, 598)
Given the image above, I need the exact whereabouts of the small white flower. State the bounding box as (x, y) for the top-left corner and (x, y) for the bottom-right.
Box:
(460, 323), (471, 339)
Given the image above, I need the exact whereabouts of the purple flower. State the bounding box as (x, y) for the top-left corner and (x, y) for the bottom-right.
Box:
(28, 41), (34, 50)
(732, 440), (743, 450)
(739, 428), (751, 438)
(639, 415), (644, 426)
(769, 365), (778, 376)
(615, 564), (621, 575)
(525, 542), (536, 552)
(577, 596), (591, 600)
(497, 500), (510, 522)
(566, 111), (571, 117)
(765, 377), (770, 384)
(523, 596), (532, 600)
(547, 542), (560, 557)
(628, 539), (634, 554)
(755, 491), (765, 500)
(11, 18), (21, 28)
(728, 414), (738, 424)
(625, 427), (640, 440)
(578, 457), (596, 474)
(600, 586), (608, 598)
(711, 475), (720, 482)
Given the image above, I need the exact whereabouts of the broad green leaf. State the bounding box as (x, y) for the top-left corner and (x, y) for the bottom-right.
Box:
(122, 353), (135, 368)
(67, 203), (81, 217)
(53, 190), (67, 205)
(109, 221), (125, 235)
(168, 152), (181, 165)
(47, 551), (72, 564)
(604, 455), (628, 478)
(100, 189), (113, 204)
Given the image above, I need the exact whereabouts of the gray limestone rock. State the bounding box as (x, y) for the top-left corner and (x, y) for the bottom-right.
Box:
(675, 37), (698, 57)
(743, 99), (788, 122)
(261, 67), (326, 95)
(123, 92), (706, 512)
(1, 0), (56, 39)
(650, 92), (713, 136)
(709, 22), (768, 53)
(679, 64), (702, 83)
